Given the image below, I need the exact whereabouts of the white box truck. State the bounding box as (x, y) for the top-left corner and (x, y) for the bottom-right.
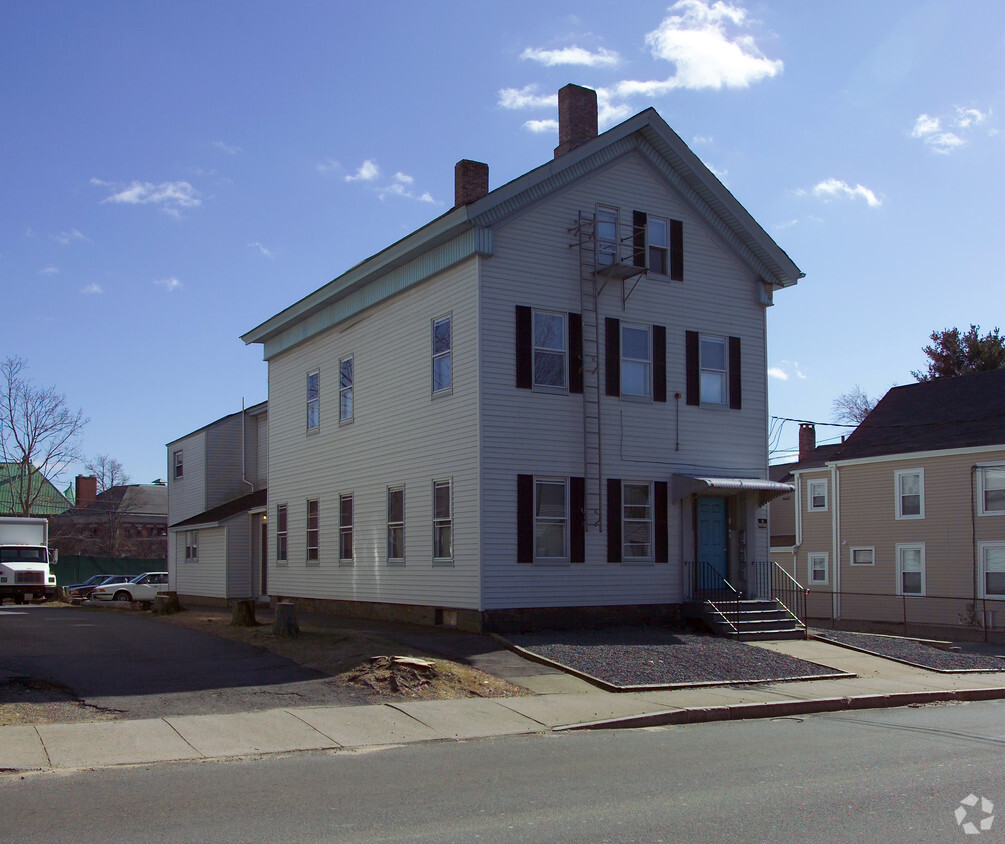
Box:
(0, 517), (58, 604)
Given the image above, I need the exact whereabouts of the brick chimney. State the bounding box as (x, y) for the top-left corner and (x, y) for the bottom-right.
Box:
(554, 84), (598, 159)
(454, 159), (489, 208)
(798, 423), (816, 462)
(76, 474), (97, 509)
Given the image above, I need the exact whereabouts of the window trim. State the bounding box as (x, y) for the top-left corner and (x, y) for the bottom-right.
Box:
(807, 479), (828, 512)
(306, 498), (319, 565)
(306, 370), (320, 432)
(979, 541), (1005, 599)
(896, 542), (926, 596)
(339, 493), (354, 565)
(620, 322), (652, 400)
(978, 465), (1005, 516)
(275, 503), (288, 565)
(596, 204), (619, 267)
(387, 486), (405, 565)
(432, 478), (453, 565)
(808, 552), (829, 585)
(895, 468), (925, 520)
(532, 309), (568, 392)
(173, 450), (184, 480)
(431, 314), (452, 396)
(622, 481), (654, 564)
(184, 530), (198, 562)
(533, 477), (569, 564)
(699, 335), (728, 407)
(647, 215), (669, 277)
(339, 355), (354, 423)
(849, 546), (875, 567)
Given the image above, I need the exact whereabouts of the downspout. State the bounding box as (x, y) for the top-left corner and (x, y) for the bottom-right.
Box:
(792, 470), (803, 578)
(242, 398), (254, 601)
(241, 398), (254, 494)
(832, 463), (840, 622)
(972, 465), (979, 603)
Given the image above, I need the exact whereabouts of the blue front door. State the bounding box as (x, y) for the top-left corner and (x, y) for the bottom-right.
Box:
(697, 497), (728, 582)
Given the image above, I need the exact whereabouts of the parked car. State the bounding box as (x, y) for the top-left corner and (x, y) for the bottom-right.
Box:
(91, 572), (169, 603)
(65, 574), (132, 600)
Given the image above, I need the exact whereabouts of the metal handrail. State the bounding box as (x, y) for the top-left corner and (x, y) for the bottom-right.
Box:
(745, 561), (808, 638)
(694, 561), (742, 638)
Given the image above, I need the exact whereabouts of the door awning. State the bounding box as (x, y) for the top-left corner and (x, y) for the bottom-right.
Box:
(671, 475), (794, 506)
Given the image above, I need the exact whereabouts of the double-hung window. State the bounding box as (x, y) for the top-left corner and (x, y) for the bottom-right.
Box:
(620, 324), (651, 398)
(623, 482), (653, 561)
(596, 205), (618, 267)
(897, 543), (925, 596)
(173, 451), (184, 480)
(432, 316), (452, 394)
(276, 503), (288, 564)
(647, 217), (669, 275)
(339, 356), (354, 422)
(808, 552), (828, 585)
(980, 542), (1005, 598)
(980, 466), (1005, 515)
(306, 371), (320, 431)
(433, 479), (452, 562)
(533, 311), (567, 389)
(895, 469), (924, 519)
(686, 331), (740, 409)
(306, 499), (319, 563)
(807, 479), (828, 512)
(339, 494), (353, 563)
(184, 530), (198, 562)
(534, 479), (567, 561)
(387, 486), (404, 563)
(700, 336), (728, 405)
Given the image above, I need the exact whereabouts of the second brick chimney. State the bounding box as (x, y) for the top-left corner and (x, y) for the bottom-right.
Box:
(554, 83), (598, 159)
(454, 159), (489, 208)
(75, 474), (97, 509)
(798, 423), (816, 462)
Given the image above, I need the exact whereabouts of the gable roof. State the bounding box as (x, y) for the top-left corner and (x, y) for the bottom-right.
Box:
(77, 484), (169, 518)
(0, 463), (72, 516)
(831, 369), (1005, 462)
(770, 443), (845, 482)
(242, 101), (803, 360)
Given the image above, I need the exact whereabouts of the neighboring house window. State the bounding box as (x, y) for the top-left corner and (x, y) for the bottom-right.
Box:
(533, 310), (567, 389)
(184, 530), (198, 562)
(433, 479), (452, 562)
(620, 323), (651, 398)
(306, 371), (320, 431)
(623, 482), (653, 562)
(596, 205), (618, 266)
(276, 503), (288, 563)
(895, 469), (924, 519)
(387, 486), (404, 563)
(306, 499), (319, 563)
(173, 451), (183, 480)
(339, 356), (354, 422)
(850, 547), (875, 566)
(534, 479), (568, 561)
(808, 552), (828, 585)
(685, 332), (741, 409)
(339, 494), (353, 562)
(980, 466), (1005, 515)
(897, 543), (925, 596)
(980, 542), (1005, 598)
(432, 316), (452, 394)
(647, 216), (669, 275)
(807, 479), (828, 512)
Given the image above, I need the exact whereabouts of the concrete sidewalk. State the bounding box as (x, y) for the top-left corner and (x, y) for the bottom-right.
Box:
(3, 637), (1005, 773)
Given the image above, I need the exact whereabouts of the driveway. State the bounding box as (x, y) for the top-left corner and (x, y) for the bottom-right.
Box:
(0, 605), (374, 719)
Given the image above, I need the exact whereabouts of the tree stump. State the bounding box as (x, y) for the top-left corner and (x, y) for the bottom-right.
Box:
(153, 592), (183, 615)
(231, 599), (259, 627)
(273, 601), (300, 638)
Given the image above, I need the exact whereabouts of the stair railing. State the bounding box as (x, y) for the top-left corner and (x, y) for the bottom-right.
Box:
(695, 561), (742, 638)
(750, 561), (808, 638)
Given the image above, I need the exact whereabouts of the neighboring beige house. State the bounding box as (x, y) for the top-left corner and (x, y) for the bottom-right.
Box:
(774, 369), (1005, 639)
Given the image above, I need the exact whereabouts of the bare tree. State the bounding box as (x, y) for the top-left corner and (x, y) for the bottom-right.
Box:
(84, 454), (131, 494)
(832, 385), (876, 426)
(0, 356), (88, 516)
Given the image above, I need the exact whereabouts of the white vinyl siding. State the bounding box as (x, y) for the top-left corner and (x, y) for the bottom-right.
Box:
(172, 526), (226, 598)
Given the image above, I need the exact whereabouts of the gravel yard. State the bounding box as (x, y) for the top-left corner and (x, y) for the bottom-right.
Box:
(506, 627), (840, 688)
(813, 629), (1005, 673)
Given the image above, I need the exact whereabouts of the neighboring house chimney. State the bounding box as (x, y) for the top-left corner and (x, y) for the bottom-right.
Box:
(76, 474), (97, 509)
(454, 159), (489, 208)
(798, 423), (816, 462)
(554, 83), (598, 159)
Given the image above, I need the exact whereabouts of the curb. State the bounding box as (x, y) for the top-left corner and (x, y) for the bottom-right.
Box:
(552, 686), (1005, 731)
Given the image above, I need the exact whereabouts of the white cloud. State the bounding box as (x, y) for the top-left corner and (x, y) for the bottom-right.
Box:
(911, 106), (991, 154)
(393, 172), (414, 184)
(955, 106), (988, 129)
(520, 45), (620, 67)
(524, 119), (559, 134)
(51, 228), (90, 246)
(213, 141), (242, 155)
(248, 242), (274, 260)
(317, 158), (341, 176)
(498, 85), (557, 110)
(809, 178), (882, 207)
(691, 135), (714, 145)
(345, 160), (380, 182)
(39, 266), (59, 275)
(770, 360), (807, 381)
(92, 179), (201, 212)
(154, 277), (182, 292)
(81, 283), (103, 295)
(767, 367), (788, 381)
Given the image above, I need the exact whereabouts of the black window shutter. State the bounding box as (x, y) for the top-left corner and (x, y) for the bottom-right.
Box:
(655, 481), (669, 563)
(729, 336), (742, 410)
(653, 324), (667, 403)
(570, 476), (585, 563)
(607, 478), (622, 562)
(633, 210), (647, 268)
(569, 312), (583, 394)
(670, 219), (684, 281)
(517, 474), (534, 563)
(685, 330), (700, 406)
(606, 318), (620, 397)
(515, 306), (532, 389)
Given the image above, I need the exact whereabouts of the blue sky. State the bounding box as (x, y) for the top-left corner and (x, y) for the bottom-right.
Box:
(3, 0), (1003, 486)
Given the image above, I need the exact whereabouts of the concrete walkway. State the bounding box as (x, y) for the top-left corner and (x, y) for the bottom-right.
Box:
(3, 637), (1005, 773)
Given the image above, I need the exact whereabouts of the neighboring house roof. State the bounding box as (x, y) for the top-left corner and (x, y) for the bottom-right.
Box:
(170, 488), (267, 529)
(771, 444), (845, 481)
(0, 463), (72, 515)
(166, 400), (267, 448)
(79, 484), (169, 519)
(242, 104), (804, 359)
(830, 369), (1005, 462)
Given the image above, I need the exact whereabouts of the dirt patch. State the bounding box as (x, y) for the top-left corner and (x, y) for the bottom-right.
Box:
(0, 677), (119, 726)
